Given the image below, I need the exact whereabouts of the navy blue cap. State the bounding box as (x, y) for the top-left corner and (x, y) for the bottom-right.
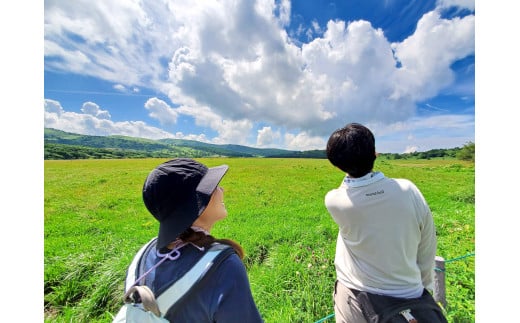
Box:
(142, 158), (228, 250)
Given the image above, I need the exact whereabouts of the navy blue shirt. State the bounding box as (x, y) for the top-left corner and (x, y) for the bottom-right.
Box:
(131, 240), (263, 322)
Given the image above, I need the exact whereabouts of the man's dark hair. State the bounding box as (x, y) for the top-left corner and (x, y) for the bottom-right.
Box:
(326, 123), (376, 177)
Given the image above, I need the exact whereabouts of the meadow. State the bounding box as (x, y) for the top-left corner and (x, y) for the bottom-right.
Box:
(44, 157), (475, 322)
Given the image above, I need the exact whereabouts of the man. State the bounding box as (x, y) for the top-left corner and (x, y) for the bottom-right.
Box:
(324, 123), (445, 322)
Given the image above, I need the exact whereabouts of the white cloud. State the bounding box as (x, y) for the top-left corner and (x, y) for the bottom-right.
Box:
(404, 146), (418, 154)
(44, 99), (64, 115)
(284, 132), (326, 151)
(162, 5), (473, 138)
(44, 99), (174, 139)
(277, 0), (291, 26)
(436, 0), (475, 11)
(113, 84), (126, 92)
(391, 11), (475, 101)
(213, 119), (253, 145)
(174, 132), (209, 143)
(176, 105), (253, 145)
(44, 0), (474, 151)
(368, 114), (474, 153)
(81, 102), (111, 120)
(256, 126), (281, 147)
(44, 0), (179, 86)
(144, 98), (178, 125)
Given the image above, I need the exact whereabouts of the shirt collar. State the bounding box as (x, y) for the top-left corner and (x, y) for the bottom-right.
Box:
(343, 171), (385, 188)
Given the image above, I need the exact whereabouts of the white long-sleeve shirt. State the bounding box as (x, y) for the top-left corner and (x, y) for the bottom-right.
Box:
(325, 172), (436, 298)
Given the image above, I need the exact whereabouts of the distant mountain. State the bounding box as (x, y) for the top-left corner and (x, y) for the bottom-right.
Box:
(159, 138), (298, 157)
(44, 128), (326, 160)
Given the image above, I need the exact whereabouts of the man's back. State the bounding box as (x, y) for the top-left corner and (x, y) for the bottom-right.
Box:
(325, 173), (436, 298)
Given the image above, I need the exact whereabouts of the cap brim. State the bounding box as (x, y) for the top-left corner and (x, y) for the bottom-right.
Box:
(196, 165), (228, 195)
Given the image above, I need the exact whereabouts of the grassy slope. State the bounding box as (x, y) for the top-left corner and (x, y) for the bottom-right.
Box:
(44, 158), (474, 322)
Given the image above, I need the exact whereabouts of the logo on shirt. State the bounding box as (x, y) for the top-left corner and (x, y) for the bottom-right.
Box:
(365, 189), (384, 197)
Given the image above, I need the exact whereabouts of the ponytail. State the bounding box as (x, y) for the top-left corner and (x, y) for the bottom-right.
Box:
(178, 228), (245, 259)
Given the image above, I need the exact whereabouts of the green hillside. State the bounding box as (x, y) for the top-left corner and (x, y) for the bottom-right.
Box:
(44, 128), (307, 160)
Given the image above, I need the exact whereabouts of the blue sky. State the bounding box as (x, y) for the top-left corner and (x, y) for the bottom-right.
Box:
(44, 0), (475, 153)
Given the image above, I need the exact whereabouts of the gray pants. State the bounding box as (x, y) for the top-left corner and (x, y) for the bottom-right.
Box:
(333, 280), (368, 323)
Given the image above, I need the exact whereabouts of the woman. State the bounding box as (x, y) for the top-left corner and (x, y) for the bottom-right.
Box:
(121, 158), (263, 322)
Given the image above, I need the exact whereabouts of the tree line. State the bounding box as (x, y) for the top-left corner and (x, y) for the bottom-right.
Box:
(379, 142), (474, 162)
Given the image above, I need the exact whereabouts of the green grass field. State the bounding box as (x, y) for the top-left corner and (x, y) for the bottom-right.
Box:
(44, 158), (475, 322)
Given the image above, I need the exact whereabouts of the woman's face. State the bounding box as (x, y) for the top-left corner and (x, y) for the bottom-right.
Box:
(199, 186), (228, 223)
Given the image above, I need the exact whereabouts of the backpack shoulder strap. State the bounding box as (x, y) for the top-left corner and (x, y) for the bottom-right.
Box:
(124, 237), (157, 292)
(155, 243), (235, 315)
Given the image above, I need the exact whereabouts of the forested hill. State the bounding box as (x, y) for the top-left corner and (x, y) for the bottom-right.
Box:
(44, 128), (325, 160)
(44, 128), (472, 161)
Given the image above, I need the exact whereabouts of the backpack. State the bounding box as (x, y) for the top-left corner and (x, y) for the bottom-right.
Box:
(112, 284), (169, 323)
(112, 239), (234, 323)
(355, 288), (448, 323)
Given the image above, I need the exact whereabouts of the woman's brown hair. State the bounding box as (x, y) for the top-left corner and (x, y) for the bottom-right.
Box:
(175, 228), (245, 259)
